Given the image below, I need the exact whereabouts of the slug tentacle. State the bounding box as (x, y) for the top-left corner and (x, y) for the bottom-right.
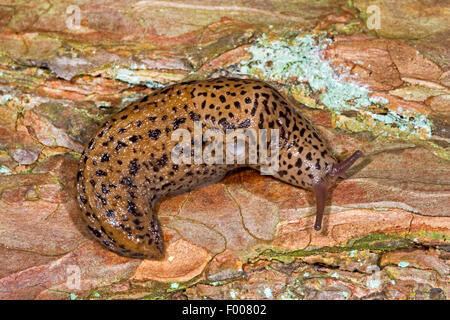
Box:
(313, 180), (327, 231)
(312, 150), (363, 231)
(330, 150), (363, 180)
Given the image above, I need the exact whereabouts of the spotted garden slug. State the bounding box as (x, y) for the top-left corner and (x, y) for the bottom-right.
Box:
(76, 77), (362, 259)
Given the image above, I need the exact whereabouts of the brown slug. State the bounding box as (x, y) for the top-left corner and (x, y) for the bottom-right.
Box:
(76, 77), (362, 259)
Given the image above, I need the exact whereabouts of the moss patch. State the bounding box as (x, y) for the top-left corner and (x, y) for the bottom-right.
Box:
(253, 233), (413, 263)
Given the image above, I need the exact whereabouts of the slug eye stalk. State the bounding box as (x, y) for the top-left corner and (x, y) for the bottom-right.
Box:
(313, 150), (363, 231)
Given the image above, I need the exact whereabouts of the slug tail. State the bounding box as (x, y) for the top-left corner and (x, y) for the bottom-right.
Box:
(77, 169), (165, 259)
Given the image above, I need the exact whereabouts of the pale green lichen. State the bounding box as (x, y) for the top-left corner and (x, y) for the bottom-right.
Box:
(368, 109), (431, 135)
(280, 288), (299, 300)
(121, 95), (143, 107)
(398, 261), (410, 268)
(239, 33), (433, 138)
(114, 68), (164, 89)
(0, 164), (11, 175)
(1, 94), (13, 105)
(264, 287), (273, 298)
(239, 33), (375, 111)
(330, 272), (340, 279)
(368, 279), (380, 289)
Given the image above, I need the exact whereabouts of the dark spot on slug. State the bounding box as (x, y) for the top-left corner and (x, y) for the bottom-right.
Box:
(88, 138), (95, 150)
(88, 226), (102, 238)
(173, 118), (186, 130)
(79, 195), (87, 204)
(95, 170), (107, 176)
(115, 141), (127, 152)
(101, 153), (110, 162)
(119, 177), (137, 188)
(101, 182), (110, 194)
(127, 200), (141, 216)
(129, 159), (140, 176)
(238, 119), (251, 128)
(148, 129), (161, 140)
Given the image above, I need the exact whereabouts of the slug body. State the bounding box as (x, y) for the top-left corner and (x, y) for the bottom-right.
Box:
(76, 77), (362, 259)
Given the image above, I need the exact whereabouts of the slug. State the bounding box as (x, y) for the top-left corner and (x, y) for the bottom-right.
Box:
(76, 77), (362, 259)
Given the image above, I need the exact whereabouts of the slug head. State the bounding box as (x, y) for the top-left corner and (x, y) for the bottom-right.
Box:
(312, 150), (363, 231)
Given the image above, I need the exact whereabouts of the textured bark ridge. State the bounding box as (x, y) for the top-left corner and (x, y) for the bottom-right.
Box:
(0, 0), (448, 300)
